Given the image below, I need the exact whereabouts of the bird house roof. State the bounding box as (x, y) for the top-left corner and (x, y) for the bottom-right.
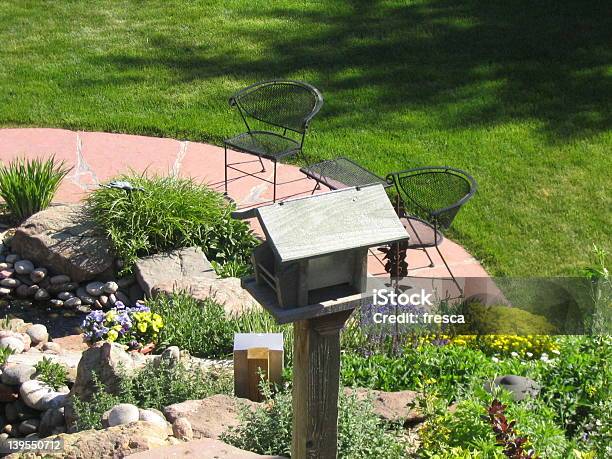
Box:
(254, 185), (408, 263)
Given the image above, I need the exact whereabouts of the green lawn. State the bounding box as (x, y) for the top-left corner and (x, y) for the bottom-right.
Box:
(1, 0), (610, 276)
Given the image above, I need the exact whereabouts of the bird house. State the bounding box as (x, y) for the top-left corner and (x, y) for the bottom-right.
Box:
(236, 185), (409, 316)
(234, 333), (284, 402)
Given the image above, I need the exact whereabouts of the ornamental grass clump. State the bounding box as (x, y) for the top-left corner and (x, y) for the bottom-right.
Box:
(81, 301), (163, 350)
(86, 174), (258, 276)
(0, 156), (71, 221)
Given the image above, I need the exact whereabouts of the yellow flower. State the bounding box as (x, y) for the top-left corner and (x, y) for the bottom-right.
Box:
(137, 322), (147, 333)
(107, 330), (118, 342)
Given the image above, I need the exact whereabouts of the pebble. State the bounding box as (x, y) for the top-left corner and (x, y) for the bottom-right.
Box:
(138, 409), (168, 429)
(0, 268), (14, 278)
(42, 342), (61, 354)
(56, 291), (74, 301)
(5, 254), (19, 264)
(160, 346), (180, 367)
(86, 282), (105, 296)
(76, 287), (95, 305)
(14, 260), (34, 275)
(49, 299), (64, 308)
(18, 418), (39, 435)
(0, 288), (11, 297)
(108, 403), (139, 427)
(6, 399), (38, 421)
(108, 293), (117, 305)
(2, 424), (13, 435)
(98, 295), (109, 308)
(33, 288), (50, 301)
(172, 417), (193, 440)
(30, 268), (47, 283)
(0, 337), (25, 354)
(16, 275), (34, 286)
(0, 263), (13, 271)
(19, 380), (67, 411)
(38, 407), (64, 437)
(18, 333), (31, 351)
(103, 281), (119, 294)
(14, 284), (30, 297)
(26, 324), (48, 346)
(0, 278), (20, 288)
(27, 285), (40, 296)
(49, 275), (71, 285)
(1, 365), (36, 385)
(64, 297), (82, 308)
(64, 282), (79, 291)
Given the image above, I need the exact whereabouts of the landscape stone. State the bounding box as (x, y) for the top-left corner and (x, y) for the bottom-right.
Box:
(16, 274), (34, 286)
(5, 254), (19, 264)
(30, 268), (47, 283)
(103, 281), (118, 294)
(0, 262), (13, 270)
(49, 299), (64, 308)
(10, 204), (114, 283)
(171, 417), (193, 440)
(0, 383), (19, 402)
(1, 365), (36, 385)
(0, 337), (25, 354)
(64, 297), (82, 308)
(135, 247), (216, 297)
(26, 324), (48, 346)
(108, 403), (140, 426)
(14, 260), (35, 275)
(18, 333), (31, 351)
(49, 275), (71, 285)
(6, 399), (38, 422)
(115, 291), (130, 305)
(15, 285), (31, 297)
(76, 287), (95, 305)
(33, 288), (50, 301)
(117, 276), (135, 289)
(163, 395), (259, 440)
(57, 291), (74, 301)
(129, 284), (145, 303)
(127, 438), (286, 459)
(139, 408), (168, 430)
(18, 418), (39, 435)
(343, 388), (424, 424)
(86, 281), (105, 296)
(0, 278), (19, 288)
(0, 287), (11, 297)
(38, 407), (65, 437)
(98, 295), (109, 307)
(26, 285), (40, 296)
(42, 342), (62, 353)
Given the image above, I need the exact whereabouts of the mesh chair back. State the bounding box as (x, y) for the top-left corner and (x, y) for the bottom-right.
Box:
(386, 167), (477, 230)
(230, 80), (323, 133)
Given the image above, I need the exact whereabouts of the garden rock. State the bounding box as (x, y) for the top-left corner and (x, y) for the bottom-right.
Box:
(343, 388), (424, 424)
(0, 383), (19, 402)
(163, 394), (259, 440)
(6, 399), (39, 422)
(5, 254), (19, 264)
(154, 277), (258, 316)
(0, 337), (25, 354)
(139, 408), (168, 430)
(159, 346), (180, 367)
(5, 421), (171, 459)
(10, 204), (114, 283)
(103, 281), (118, 294)
(33, 288), (50, 301)
(0, 287), (11, 297)
(1, 365), (36, 385)
(30, 268), (47, 283)
(64, 297), (82, 308)
(108, 403), (140, 426)
(18, 418), (39, 435)
(38, 407), (65, 437)
(135, 246), (216, 297)
(485, 375), (541, 401)
(76, 287), (95, 305)
(49, 299), (64, 308)
(49, 274), (71, 285)
(26, 324), (48, 346)
(171, 417), (193, 440)
(57, 291), (74, 301)
(19, 380), (66, 410)
(115, 291), (130, 305)
(127, 438), (286, 459)
(0, 278), (19, 288)
(15, 284), (31, 297)
(86, 281), (104, 296)
(14, 260), (34, 275)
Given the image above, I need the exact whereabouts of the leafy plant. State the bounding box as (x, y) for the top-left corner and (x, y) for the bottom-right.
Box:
(72, 372), (124, 431)
(221, 384), (407, 458)
(0, 346), (12, 366)
(0, 156), (71, 221)
(34, 357), (69, 390)
(148, 292), (292, 361)
(86, 174), (257, 276)
(486, 399), (535, 458)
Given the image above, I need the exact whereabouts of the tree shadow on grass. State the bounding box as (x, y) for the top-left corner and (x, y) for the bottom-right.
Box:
(85, 0), (611, 142)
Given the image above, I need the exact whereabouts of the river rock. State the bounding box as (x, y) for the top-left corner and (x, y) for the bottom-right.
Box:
(42, 342), (62, 354)
(14, 284), (30, 298)
(33, 288), (50, 301)
(0, 262), (13, 270)
(103, 281), (119, 294)
(98, 295), (109, 307)
(108, 403), (140, 427)
(5, 254), (19, 264)
(0, 287), (11, 297)
(64, 297), (82, 308)
(0, 278), (19, 288)
(76, 287), (95, 305)
(30, 268), (47, 283)
(1, 365), (36, 385)
(56, 291), (74, 301)
(38, 407), (65, 437)
(19, 380), (67, 411)
(49, 275), (71, 285)
(138, 409), (168, 430)
(0, 337), (25, 354)
(10, 204), (114, 283)
(14, 260), (34, 275)
(26, 324), (48, 346)
(18, 418), (39, 435)
(49, 299), (64, 308)
(5, 399), (38, 422)
(86, 282), (105, 296)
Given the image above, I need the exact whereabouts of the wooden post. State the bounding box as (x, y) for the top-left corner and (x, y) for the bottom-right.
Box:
(292, 308), (354, 459)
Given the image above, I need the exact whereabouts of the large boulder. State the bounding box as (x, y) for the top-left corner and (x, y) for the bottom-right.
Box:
(127, 438), (287, 459)
(10, 204), (114, 282)
(163, 394), (259, 440)
(343, 388), (424, 424)
(134, 247), (216, 296)
(5, 421), (170, 459)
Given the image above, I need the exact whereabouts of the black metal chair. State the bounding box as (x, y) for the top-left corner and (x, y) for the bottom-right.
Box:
(385, 166), (477, 293)
(224, 80), (324, 202)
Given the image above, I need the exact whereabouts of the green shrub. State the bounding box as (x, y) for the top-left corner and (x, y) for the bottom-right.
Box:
(86, 174), (257, 276)
(72, 359), (232, 431)
(456, 302), (558, 335)
(0, 347), (12, 366)
(148, 292), (292, 361)
(34, 357), (69, 390)
(0, 156), (70, 221)
(221, 385), (407, 458)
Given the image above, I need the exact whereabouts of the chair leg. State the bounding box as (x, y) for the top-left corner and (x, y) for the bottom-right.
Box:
(434, 244), (463, 296)
(422, 247), (435, 268)
(258, 155), (265, 172)
(273, 160), (277, 202)
(224, 144), (228, 196)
